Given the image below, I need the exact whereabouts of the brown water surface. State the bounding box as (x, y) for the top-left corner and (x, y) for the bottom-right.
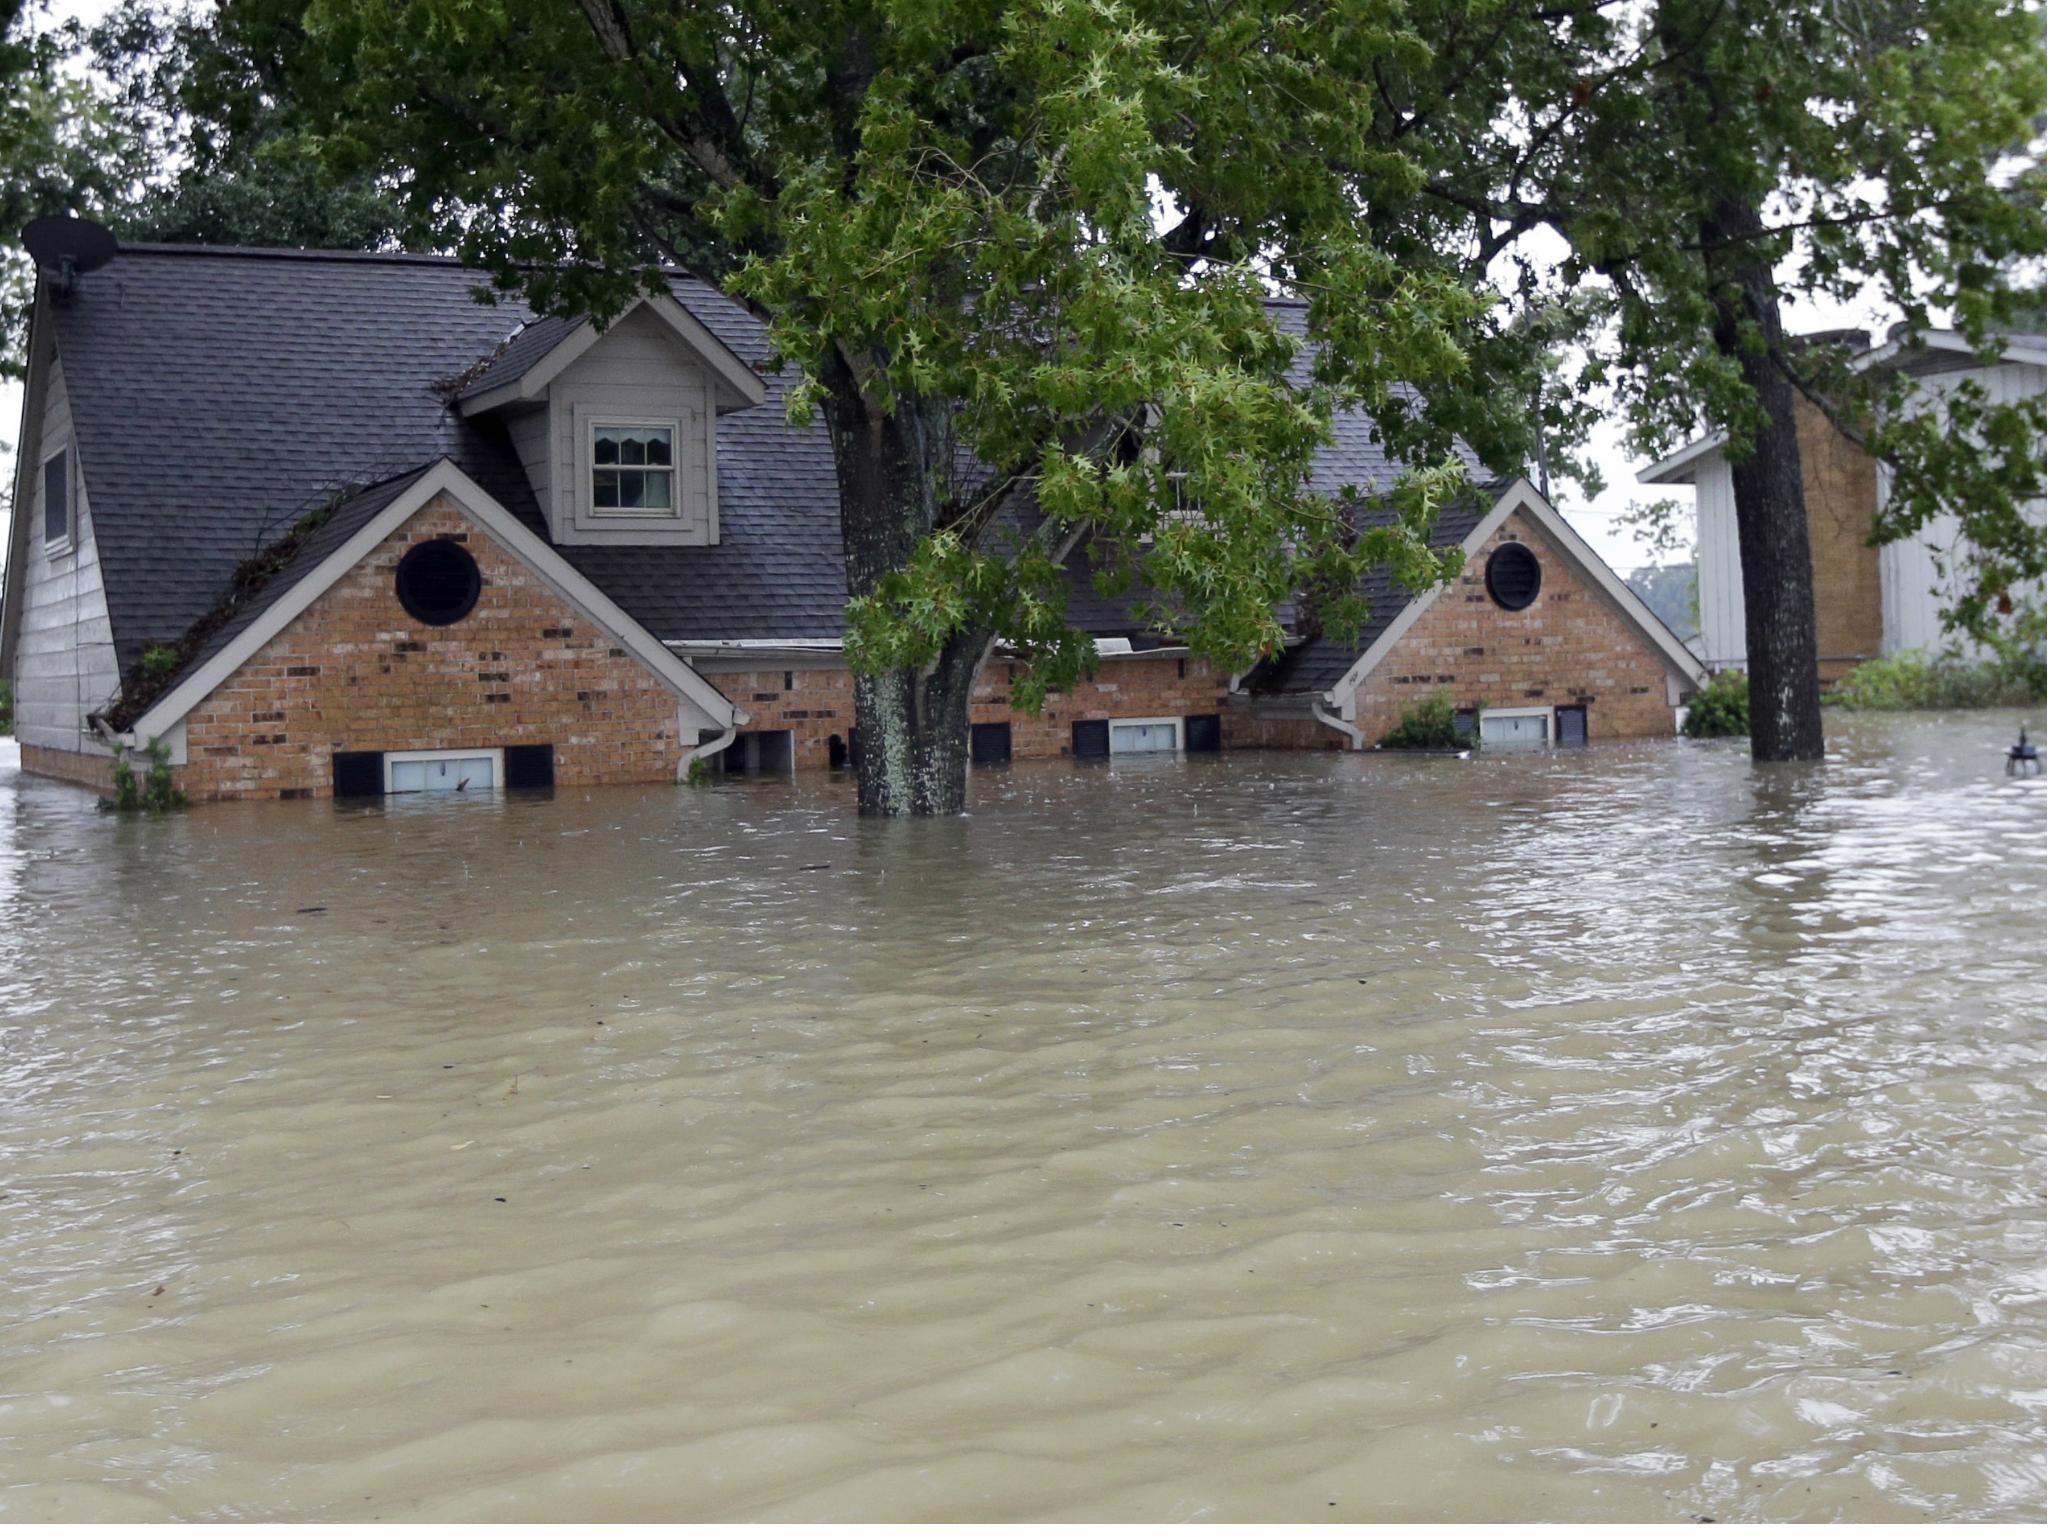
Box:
(0, 714), (2042, 1520)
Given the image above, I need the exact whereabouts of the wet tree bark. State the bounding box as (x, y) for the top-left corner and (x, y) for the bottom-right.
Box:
(1703, 195), (1827, 762)
(822, 363), (988, 815)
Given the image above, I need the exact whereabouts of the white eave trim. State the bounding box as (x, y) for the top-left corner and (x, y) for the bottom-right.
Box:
(1322, 477), (1706, 710)
(1639, 432), (1727, 485)
(128, 458), (740, 741)
(457, 294), (767, 417)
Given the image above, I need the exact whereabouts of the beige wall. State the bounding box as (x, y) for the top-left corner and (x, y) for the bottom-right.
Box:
(1796, 395), (1882, 682)
(171, 495), (697, 800)
(1349, 511), (1679, 744)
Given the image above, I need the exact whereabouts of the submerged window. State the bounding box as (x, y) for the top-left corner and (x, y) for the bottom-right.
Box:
(1109, 716), (1182, 754)
(394, 537), (482, 626)
(42, 447), (69, 548)
(591, 424), (675, 513)
(384, 748), (502, 793)
(1478, 707), (1551, 750)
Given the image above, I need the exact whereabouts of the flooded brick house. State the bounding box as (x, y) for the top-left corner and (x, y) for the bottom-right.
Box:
(2, 236), (1703, 801)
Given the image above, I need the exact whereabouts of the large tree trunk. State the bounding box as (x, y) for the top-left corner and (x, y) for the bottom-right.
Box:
(822, 369), (989, 815)
(1703, 195), (1827, 763)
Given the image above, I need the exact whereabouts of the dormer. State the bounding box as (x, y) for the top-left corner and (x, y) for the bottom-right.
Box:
(457, 294), (766, 546)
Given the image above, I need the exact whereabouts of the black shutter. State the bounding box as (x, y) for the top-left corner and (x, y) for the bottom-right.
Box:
(971, 722), (1012, 763)
(331, 750), (384, 797)
(1555, 706), (1587, 747)
(1183, 713), (1222, 753)
(1072, 719), (1110, 758)
(505, 744), (555, 789)
(43, 450), (67, 545)
(1452, 709), (1477, 742)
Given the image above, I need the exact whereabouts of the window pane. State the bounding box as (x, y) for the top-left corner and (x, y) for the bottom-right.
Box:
(593, 427), (676, 513)
(1480, 712), (1547, 748)
(1111, 722), (1178, 754)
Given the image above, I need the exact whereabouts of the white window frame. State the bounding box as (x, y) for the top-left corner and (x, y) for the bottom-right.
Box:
(40, 442), (73, 555)
(1477, 706), (1553, 749)
(1108, 715), (1183, 755)
(381, 747), (505, 793)
(587, 417), (681, 519)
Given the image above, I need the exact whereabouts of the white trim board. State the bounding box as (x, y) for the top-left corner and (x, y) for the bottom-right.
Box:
(127, 458), (741, 743)
(1321, 478), (1707, 713)
(457, 295), (767, 417)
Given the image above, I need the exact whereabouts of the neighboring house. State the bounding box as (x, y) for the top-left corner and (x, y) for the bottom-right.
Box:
(1641, 327), (2047, 679)
(1, 239), (1704, 802)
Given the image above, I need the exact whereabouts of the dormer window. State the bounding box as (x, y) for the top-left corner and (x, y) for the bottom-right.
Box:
(591, 423), (676, 515)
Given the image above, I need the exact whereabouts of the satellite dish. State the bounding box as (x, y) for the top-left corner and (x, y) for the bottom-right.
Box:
(22, 215), (117, 300)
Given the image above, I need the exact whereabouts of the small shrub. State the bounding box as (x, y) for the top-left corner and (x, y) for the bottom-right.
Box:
(104, 737), (187, 814)
(1381, 688), (1474, 750)
(1684, 671), (1750, 738)
(137, 645), (183, 683)
(1824, 648), (2046, 711)
(0, 677), (11, 736)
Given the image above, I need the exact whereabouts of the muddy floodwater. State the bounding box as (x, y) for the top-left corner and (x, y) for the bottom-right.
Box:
(0, 713), (2042, 1521)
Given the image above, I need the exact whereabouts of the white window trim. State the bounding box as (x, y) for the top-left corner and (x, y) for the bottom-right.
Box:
(1477, 706), (1553, 748)
(587, 417), (682, 519)
(1108, 715), (1183, 754)
(40, 442), (73, 555)
(381, 747), (505, 793)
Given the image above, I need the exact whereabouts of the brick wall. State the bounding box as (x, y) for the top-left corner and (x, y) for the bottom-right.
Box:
(1349, 510), (1678, 744)
(715, 652), (1259, 768)
(1796, 394), (1882, 682)
(974, 654), (1238, 756)
(19, 741), (119, 794)
(175, 496), (695, 800)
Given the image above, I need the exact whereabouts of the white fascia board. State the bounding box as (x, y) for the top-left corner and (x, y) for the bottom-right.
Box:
(1324, 478), (1706, 712)
(1639, 432), (1727, 485)
(130, 458), (738, 741)
(456, 294), (767, 417)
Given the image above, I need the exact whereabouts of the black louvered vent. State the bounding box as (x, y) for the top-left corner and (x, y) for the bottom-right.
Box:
(505, 744), (555, 789)
(1071, 719), (1110, 758)
(395, 537), (482, 626)
(971, 722), (1012, 763)
(1183, 714), (1222, 753)
(1556, 706), (1588, 747)
(332, 750), (384, 797)
(1485, 542), (1542, 611)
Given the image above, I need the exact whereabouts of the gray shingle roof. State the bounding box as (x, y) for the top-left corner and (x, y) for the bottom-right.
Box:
(109, 465), (437, 728)
(50, 245), (1487, 681)
(50, 246), (846, 672)
(451, 313), (583, 401)
(1240, 485), (1499, 697)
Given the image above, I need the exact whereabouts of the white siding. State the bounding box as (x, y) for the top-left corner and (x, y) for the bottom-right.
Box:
(1877, 357), (2046, 658)
(1691, 457), (1748, 670)
(505, 402), (551, 524)
(543, 308), (716, 546)
(12, 353), (120, 755)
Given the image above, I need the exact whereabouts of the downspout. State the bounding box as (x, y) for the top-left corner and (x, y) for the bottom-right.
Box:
(678, 722), (737, 783)
(1311, 693), (1364, 751)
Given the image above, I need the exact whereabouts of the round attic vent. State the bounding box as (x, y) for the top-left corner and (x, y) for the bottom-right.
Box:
(395, 538), (481, 626)
(1485, 541), (1542, 611)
